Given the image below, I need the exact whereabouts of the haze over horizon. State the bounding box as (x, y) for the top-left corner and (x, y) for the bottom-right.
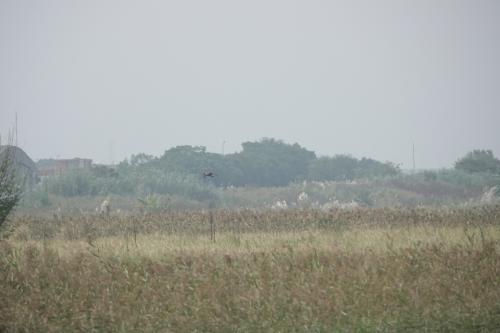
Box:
(1, 0), (499, 169)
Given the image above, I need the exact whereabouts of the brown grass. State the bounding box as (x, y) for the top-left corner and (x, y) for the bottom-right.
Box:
(1, 206), (499, 332)
(7, 204), (500, 241)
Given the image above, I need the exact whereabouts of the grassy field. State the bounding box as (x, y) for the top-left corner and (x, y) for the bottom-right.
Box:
(1, 206), (500, 332)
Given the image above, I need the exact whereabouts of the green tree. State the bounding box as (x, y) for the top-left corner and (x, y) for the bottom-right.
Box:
(308, 155), (399, 181)
(0, 146), (21, 227)
(455, 150), (500, 174)
(308, 155), (358, 181)
(155, 146), (241, 186)
(153, 141), (316, 187)
(356, 158), (399, 178)
(130, 153), (155, 166)
(236, 138), (316, 186)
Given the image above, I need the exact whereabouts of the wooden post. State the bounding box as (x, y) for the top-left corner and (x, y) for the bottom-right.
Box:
(209, 211), (215, 242)
(209, 201), (215, 242)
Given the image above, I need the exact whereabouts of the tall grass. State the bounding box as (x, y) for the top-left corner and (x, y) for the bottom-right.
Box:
(1, 206), (499, 332)
(7, 204), (500, 241)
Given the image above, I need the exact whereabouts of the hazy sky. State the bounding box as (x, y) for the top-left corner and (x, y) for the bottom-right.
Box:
(1, 0), (499, 168)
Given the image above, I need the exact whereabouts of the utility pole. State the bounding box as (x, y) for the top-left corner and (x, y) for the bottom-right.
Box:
(412, 143), (416, 173)
(109, 140), (115, 165)
(15, 113), (18, 146)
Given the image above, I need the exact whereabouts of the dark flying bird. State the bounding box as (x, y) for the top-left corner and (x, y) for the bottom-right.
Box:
(203, 171), (215, 178)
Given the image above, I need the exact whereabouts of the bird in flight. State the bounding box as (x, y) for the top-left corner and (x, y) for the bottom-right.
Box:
(203, 171), (215, 178)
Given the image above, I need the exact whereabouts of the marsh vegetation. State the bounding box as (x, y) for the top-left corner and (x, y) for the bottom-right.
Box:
(1, 206), (500, 332)
(2, 142), (500, 331)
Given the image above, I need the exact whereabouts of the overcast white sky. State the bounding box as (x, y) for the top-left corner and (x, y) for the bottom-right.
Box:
(1, 0), (499, 168)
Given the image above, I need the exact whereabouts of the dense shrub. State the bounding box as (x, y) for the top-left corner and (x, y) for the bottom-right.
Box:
(41, 168), (217, 202)
(455, 149), (500, 174)
(308, 155), (399, 181)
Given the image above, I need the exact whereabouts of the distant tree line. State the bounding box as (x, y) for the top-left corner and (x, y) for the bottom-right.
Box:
(120, 138), (400, 187)
(35, 138), (400, 198)
(33, 139), (500, 200)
